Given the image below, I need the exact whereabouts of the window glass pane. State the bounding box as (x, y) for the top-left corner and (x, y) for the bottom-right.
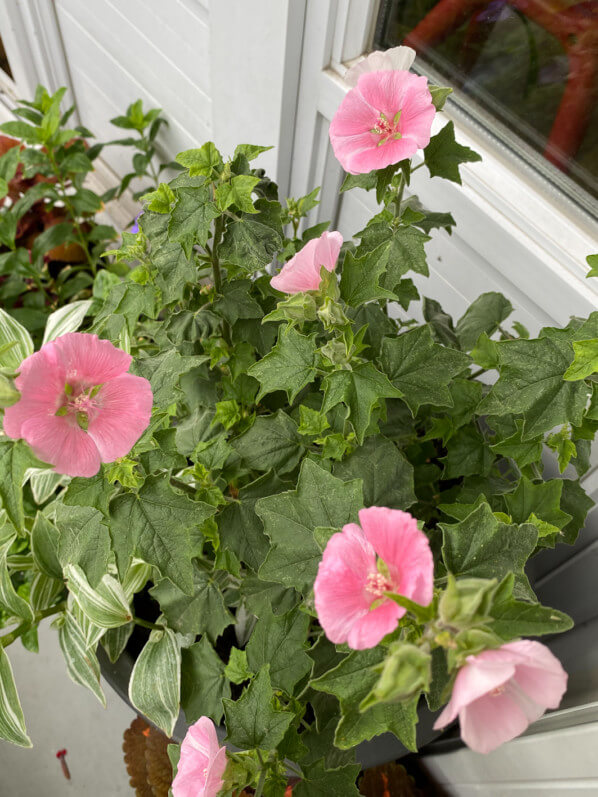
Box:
(375, 0), (598, 207)
(0, 35), (13, 81)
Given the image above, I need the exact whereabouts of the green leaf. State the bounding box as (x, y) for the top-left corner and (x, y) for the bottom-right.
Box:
(471, 332), (500, 370)
(54, 503), (112, 587)
(560, 478), (595, 545)
(217, 174), (261, 213)
(503, 477), (572, 541)
(0, 647), (32, 747)
(455, 292), (513, 351)
(57, 612), (105, 706)
(168, 184), (219, 255)
(220, 199), (283, 274)
(213, 280), (262, 325)
(219, 472), (288, 572)
(424, 121), (482, 183)
(488, 575), (573, 639)
(257, 459), (362, 592)
(490, 420), (543, 468)
(129, 627), (181, 736)
(223, 666), (294, 750)
(355, 222), (430, 290)
(27, 468), (68, 505)
(131, 349), (206, 409)
(175, 143), (223, 177)
(586, 253), (598, 278)
(442, 426), (494, 478)
(64, 564), (131, 628)
(109, 476), (216, 593)
(321, 363), (402, 444)
(101, 623), (134, 664)
(150, 566), (233, 642)
(246, 607), (311, 694)
(232, 411), (303, 475)
(333, 436), (415, 509)
(142, 182), (175, 213)
(429, 84), (453, 110)
(249, 327), (317, 403)
(294, 760), (360, 797)
(298, 406), (330, 437)
(152, 243), (198, 305)
(563, 338), (598, 380)
(63, 473), (115, 517)
(380, 325), (470, 413)
(225, 648), (254, 685)
(339, 248), (396, 307)
(478, 337), (591, 438)
(311, 649), (418, 751)
(0, 441), (37, 532)
(181, 637), (230, 725)
(0, 308), (34, 370)
(423, 297), (460, 348)
(31, 512), (63, 580)
(234, 144), (273, 161)
(240, 574), (299, 618)
(440, 503), (537, 599)
(42, 300), (92, 345)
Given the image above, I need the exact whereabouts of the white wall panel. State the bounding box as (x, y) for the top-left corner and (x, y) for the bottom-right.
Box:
(55, 0), (211, 179)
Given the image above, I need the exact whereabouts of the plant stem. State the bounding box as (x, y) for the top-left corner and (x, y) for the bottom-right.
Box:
(211, 214), (224, 295)
(0, 601), (67, 648)
(392, 174), (406, 218)
(169, 476), (197, 496)
(254, 751), (267, 797)
(133, 616), (164, 632)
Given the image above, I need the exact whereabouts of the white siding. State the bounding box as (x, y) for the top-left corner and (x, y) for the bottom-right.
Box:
(55, 0), (212, 178)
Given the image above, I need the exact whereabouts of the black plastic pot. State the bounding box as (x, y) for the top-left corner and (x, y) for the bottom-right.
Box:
(98, 645), (443, 769)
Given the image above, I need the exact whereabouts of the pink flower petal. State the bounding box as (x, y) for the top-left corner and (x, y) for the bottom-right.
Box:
(358, 507), (434, 606)
(346, 599), (401, 649)
(345, 46), (416, 87)
(87, 373), (153, 462)
(20, 414), (101, 477)
(314, 525), (377, 645)
(460, 691), (533, 754)
(173, 717), (227, 797)
(53, 332), (132, 387)
(271, 231), (342, 294)
(4, 347), (66, 439)
(329, 69), (435, 174)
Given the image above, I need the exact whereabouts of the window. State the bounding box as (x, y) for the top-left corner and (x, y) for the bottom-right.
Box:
(375, 0), (598, 212)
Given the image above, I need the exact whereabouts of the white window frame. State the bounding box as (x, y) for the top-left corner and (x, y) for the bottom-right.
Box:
(290, 0), (598, 326)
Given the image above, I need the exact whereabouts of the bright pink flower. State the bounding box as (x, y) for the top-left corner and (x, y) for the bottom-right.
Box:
(3, 332), (152, 478)
(271, 231), (342, 294)
(172, 717), (227, 797)
(345, 46), (416, 87)
(313, 507), (434, 650)
(434, 640), (568, 754)
(329, 70), (435, 174)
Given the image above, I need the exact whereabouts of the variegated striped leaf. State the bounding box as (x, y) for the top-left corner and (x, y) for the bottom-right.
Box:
(0, 308), (33, 371)
(0, 530), (33, 623)
(0, 647), (31, 747)
(122, 560), (152, 600)
(42, 300), (92, 345)
(71, 601), (106, 648)
(30, 572), (64, 613)
(129, 627), (180, 736)
(101, 622), (134, 664)
(25, 468), (70, 505)
(64, 564), (132, 628)
(56, 612), (105, 706)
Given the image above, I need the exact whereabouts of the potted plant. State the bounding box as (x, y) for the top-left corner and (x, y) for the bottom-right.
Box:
(0, 48), (595, 796)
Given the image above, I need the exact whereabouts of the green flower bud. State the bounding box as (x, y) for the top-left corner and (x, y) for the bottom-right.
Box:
(438, 575), (498, 630)
(262, 293), (317, 324)
(360, 643), (431, 711)
(0, 374), (20, 408)
(317, 297), (349, 330)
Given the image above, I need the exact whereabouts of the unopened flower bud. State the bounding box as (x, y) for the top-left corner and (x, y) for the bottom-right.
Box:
(360, 643), (431, 711)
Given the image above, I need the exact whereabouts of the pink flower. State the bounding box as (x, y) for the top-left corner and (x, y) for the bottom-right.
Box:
(345, 46), (416, 87)
(329, 70), (435, 174)
(172, 717), (227, 797)
(270, 231), (342, 294)
(3, 332), (152, 478)
(313, 507), (434, 650)
(434, 640), (568, 754)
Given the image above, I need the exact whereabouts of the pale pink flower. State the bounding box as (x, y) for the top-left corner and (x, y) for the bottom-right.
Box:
(271, 230), (343, 294)
(3, 332), (152, 478)
(313, 507), (434, 650)
(434, 640), (568, 754)
(329, 70), (435, 174)
(172, 717), (227, 797)
(345, 46), (416, 87)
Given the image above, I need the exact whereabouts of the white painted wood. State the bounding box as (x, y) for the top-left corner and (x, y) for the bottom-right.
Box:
(422, 722), (598, 793)
(209, 0), (306, 194)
